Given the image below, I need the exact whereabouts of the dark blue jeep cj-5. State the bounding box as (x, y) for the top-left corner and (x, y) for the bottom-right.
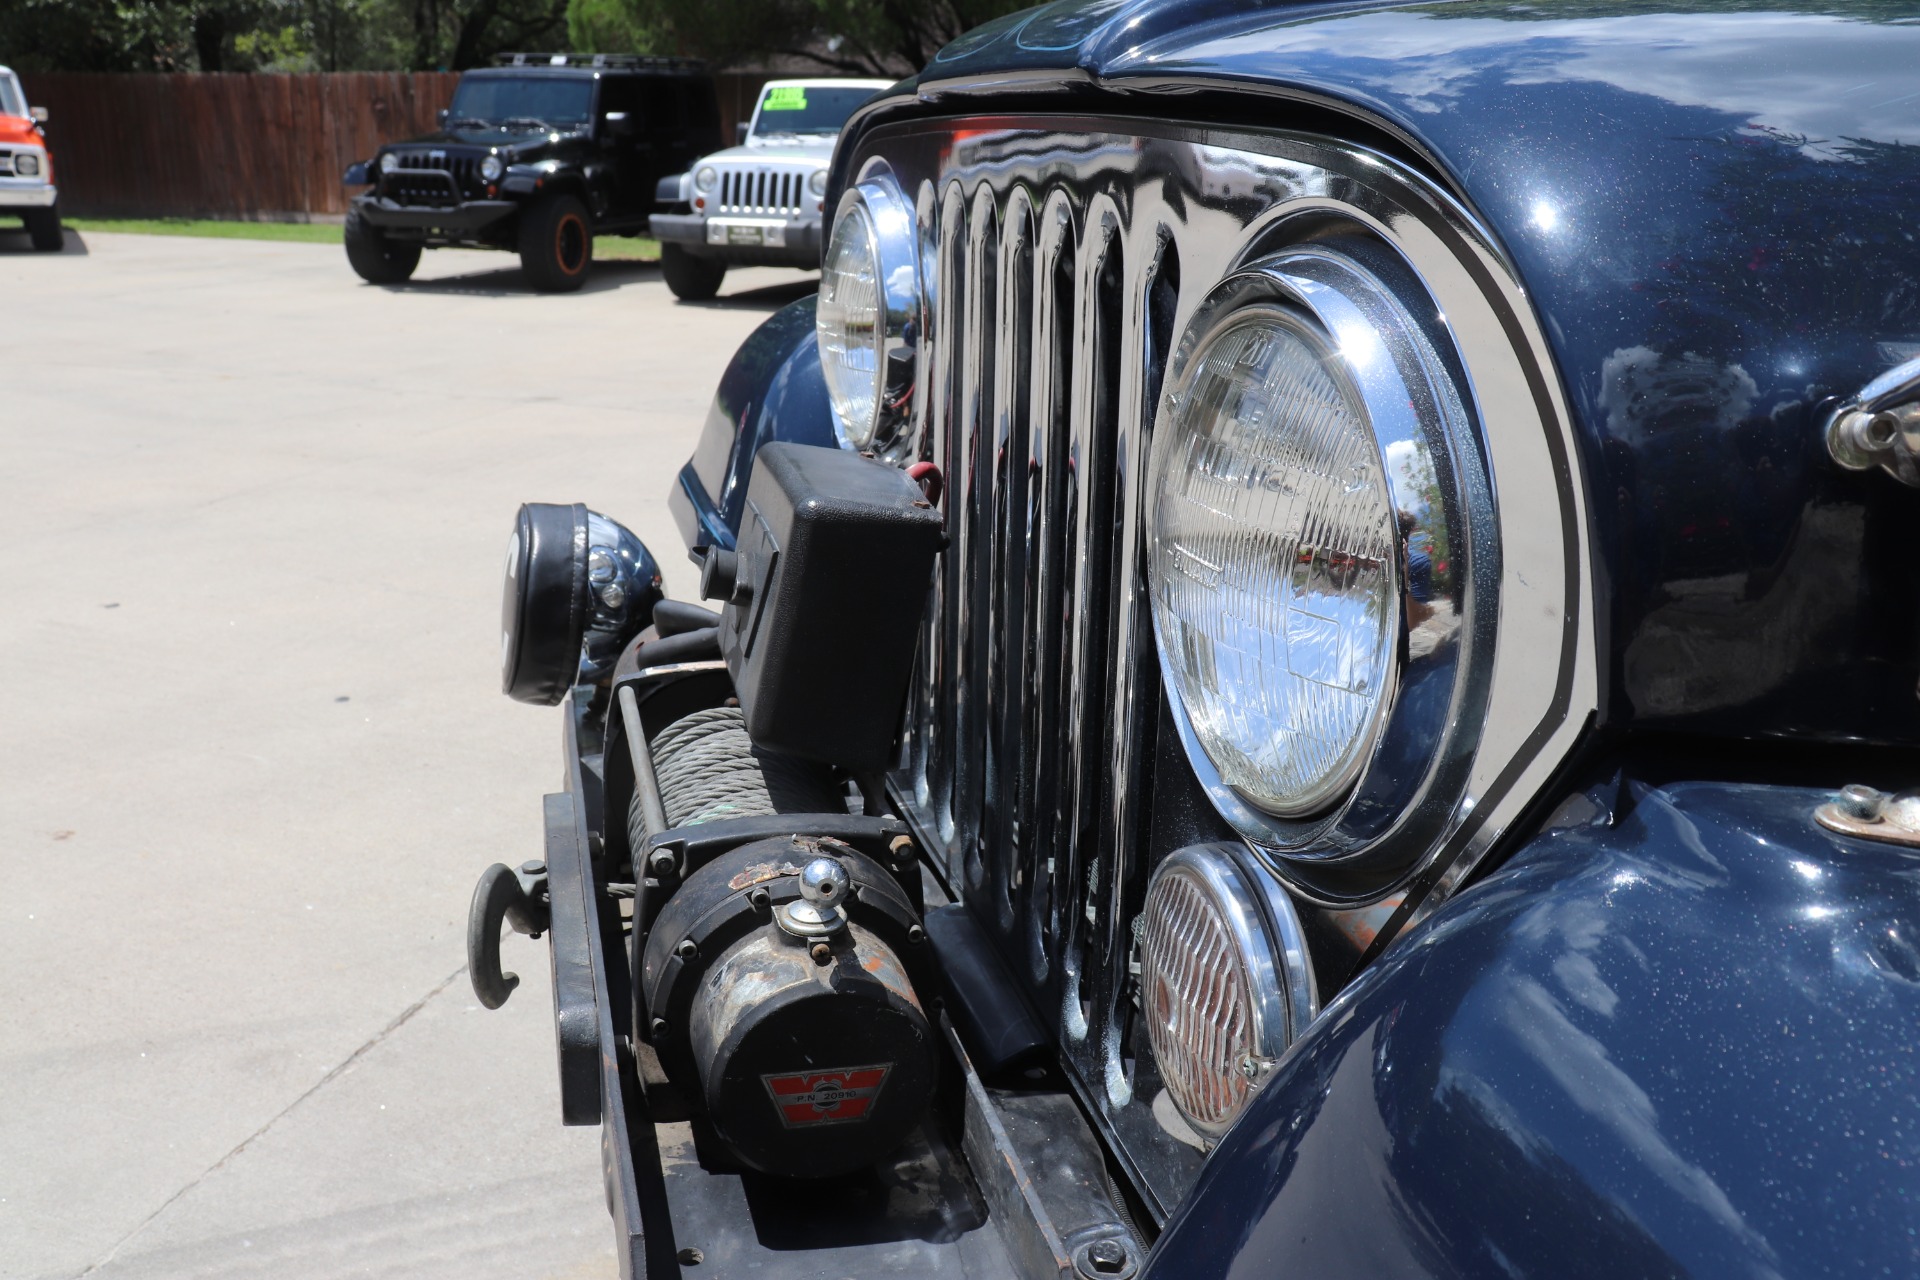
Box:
(469, 2), (1920, 1275)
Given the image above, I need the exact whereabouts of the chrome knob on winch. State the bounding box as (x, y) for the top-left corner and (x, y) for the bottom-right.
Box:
(777, 855), (851, 937)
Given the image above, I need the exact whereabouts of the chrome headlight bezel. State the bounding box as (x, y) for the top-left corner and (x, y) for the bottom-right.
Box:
(816, 170), (920, 453)
(1150, 241), (1495, 880)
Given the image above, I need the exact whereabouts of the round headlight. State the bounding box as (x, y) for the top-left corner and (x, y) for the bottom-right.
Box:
(14, 153), (39, 177)
(379, 152), (399, 174)
(480, 153), (504, 182)
(808, 168), (828, 196)
(1138, 845), (1315, 1140)
(694, 166), (717, 192)
(817, 174), (919, 451)
(1151, 304), (1398, 817)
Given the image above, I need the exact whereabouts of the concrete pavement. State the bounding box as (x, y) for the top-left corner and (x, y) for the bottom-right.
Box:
(0, 226), (815, 1279)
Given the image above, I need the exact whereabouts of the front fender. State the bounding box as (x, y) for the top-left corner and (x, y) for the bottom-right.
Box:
(1148, 781), (1920, 1279)
(668, 296), (835, 555)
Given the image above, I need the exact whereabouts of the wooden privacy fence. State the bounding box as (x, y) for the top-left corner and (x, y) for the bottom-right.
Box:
(21, 70), (777, 220)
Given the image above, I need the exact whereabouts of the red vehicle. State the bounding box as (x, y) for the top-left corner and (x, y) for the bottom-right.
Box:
(0, 67), (60, 252)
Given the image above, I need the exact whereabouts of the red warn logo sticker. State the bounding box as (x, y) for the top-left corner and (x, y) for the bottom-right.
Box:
(761, 1064), (892, 1128)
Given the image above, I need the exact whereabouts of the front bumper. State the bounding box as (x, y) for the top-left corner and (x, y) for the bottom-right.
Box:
(652, 212), (820, 265)
(352, 194), (515, 233)
(0, 183), (57, 208)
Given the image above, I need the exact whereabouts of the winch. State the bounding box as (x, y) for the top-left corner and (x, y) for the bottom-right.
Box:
(639, 835), (937, 1178)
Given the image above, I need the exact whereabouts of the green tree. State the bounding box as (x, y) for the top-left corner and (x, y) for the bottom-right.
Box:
(594, 0), (1028, 74)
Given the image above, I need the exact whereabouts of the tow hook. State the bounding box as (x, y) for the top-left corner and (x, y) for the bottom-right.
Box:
(467, 860), (551, 1009)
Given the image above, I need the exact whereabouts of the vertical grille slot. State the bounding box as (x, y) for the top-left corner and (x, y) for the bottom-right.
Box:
(985, 197), (1036, 934)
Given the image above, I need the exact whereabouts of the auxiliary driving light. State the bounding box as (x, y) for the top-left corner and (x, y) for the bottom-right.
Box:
(500, 503), (662, 705)
(1138, 845), (1315, 1140)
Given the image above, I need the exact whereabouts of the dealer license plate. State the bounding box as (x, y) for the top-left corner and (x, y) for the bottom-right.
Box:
(726, 225), (767, 246)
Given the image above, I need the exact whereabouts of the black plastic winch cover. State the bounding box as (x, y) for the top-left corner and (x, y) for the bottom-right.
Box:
(705, 443), (944, 770)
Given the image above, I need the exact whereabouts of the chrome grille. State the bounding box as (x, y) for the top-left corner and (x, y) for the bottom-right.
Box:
(898, 140), (1171, 1183)
(716, 167), (805, 215)
(866, 119), (1594, 1220)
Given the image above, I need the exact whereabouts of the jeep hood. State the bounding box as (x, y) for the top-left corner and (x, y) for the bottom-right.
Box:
(702, 139), (835, 166)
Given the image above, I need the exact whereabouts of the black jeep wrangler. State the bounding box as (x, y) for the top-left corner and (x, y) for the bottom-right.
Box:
(343, 54), (718, 292)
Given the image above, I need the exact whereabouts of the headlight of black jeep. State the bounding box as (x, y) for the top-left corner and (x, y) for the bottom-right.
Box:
(379, 152), (399, 174)
(480, 153), (504, 182)
(1149, 247), (1482, 853)
(817, 172), (919, 452)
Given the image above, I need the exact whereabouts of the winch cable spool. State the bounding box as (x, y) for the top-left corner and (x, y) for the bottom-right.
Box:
(629, 706), (842, 850)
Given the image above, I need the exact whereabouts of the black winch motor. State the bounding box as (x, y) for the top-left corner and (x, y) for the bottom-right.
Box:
(640, 835), (937, 1178)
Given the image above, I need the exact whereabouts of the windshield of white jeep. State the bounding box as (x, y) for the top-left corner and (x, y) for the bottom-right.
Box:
(751, 85), (877, 138)
(448, 75), (593, 127)
(0, 75), (26, 120)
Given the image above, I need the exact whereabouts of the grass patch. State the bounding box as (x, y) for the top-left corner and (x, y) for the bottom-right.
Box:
(65, 217), (343, 243)
(63, 216), (660, 262)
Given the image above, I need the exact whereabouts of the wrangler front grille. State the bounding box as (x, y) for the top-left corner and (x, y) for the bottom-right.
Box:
(890, 132), (1181, 1208)
(383, 151), (481, 205)
(716, 167), (806, 215)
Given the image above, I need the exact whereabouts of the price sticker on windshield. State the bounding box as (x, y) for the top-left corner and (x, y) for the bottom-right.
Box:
(764, 86), (808, 111)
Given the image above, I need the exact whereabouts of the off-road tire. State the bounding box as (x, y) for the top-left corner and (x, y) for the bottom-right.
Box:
(24, 206), (62, 252)
(661, 243), (726, 301)
(344, 208), (421, 284)
(518, 193), (593, 293)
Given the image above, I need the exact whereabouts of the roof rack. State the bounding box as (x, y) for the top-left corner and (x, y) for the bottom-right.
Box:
(493, 52), (707, 71)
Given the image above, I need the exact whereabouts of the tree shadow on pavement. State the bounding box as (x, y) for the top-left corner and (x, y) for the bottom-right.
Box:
(0, 225), (89, 255)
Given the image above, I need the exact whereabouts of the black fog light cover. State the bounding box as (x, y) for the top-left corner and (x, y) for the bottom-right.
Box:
(501, 502), (663, 705)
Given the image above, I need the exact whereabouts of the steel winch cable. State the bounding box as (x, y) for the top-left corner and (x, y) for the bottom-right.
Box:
(628, 706), (843, 851)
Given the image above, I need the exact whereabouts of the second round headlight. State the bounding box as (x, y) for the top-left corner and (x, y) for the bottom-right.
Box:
(816, 175), (918, 452)
(480, 153), (504, 182)
(693, 165), (717, 192)
(1149, 304), (1399, 819)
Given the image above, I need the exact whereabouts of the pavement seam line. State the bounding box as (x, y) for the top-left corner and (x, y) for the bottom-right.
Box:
(75, 965), (469, 1278)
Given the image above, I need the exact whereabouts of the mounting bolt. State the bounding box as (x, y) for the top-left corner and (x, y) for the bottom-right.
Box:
(809, 941), (834, 966)
(748, 887), (771, 911)
(1076, 1238), (1132, 1279)
(520, 860), (546, 876)
(907, 924), (926, 946)
(650, 1016), (670, 1040)
(888, 834), (916, 865)
(674, 938), (698, 961)
(1839, 784), (1886, 821)
(648, 850), (678, 877)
